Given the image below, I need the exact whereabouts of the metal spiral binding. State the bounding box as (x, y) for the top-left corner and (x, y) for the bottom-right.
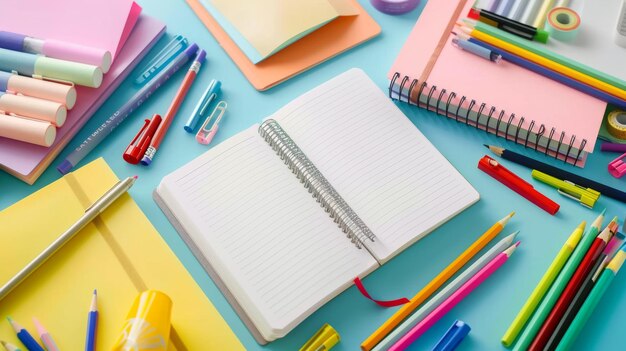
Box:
(258, 119), (376, 249)
(389, 72), (587, 166)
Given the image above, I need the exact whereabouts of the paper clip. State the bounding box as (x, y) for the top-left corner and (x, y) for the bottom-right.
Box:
(196, 101), (227, 145)
(531, 170), (601, 208)
(432, 320), (470, 351)
(608, 152), (626, 178)
(123, 114), (162, 164)
(134, 35), (188, 86)
(299, 324), (340, 351)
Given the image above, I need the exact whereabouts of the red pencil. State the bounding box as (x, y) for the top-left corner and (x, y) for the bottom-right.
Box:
(528, 221), (615, 350)
(141, 48), (205, 166)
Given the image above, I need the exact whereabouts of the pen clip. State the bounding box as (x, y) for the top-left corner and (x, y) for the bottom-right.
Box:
(135, 35), (189, 85)
(123, 114), (162, 164)
(31, 74), (75, 87)
(196, 101), (227, 145)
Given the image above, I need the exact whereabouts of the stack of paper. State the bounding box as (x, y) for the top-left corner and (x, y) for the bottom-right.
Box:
(0, 0), (165, 184)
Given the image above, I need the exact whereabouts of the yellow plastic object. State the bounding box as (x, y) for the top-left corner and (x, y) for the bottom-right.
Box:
(113, 290), (173, 350)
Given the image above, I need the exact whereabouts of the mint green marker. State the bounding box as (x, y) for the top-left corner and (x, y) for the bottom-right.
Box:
(556, 243), (626, 350)
(512, 210), (605, 351)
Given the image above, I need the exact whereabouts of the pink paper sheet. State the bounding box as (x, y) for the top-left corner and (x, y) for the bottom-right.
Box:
(0, 16), (165, 183)
(388, 0), (606, 155)
(0, 0), (142, 58)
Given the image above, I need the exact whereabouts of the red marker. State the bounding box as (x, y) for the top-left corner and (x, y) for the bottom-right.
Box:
(123, 114), (162, 164)
(478, 155), (559, 214)
(141, 47), (205, 166)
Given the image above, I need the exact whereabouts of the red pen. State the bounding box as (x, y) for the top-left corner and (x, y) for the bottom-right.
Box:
(123, 114), (162, 164)
(478, 155), (560, 214)
(141, 47), (205, 166)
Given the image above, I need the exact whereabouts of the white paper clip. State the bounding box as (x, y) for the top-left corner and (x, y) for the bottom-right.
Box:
(196, 101), (227, 145)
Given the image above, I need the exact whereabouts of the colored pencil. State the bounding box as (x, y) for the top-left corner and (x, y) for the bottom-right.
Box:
(388, 242), (520, 351)
(529, 219), (615, 350)
(501, 221), (585, 347)
(85, 290), (98, 351)
(7, 318), (44, 351)
(467, 21), (626, 91)
(485, 145), (626, 203)
(512, 211), (605, 351)
(360, 212), (515, 351)
(468, 38), (626, 110)
(1, 341), (22, 351)
(32, 318), (60, 351)
(556, 244), (626, 350)
(460, 24), (626, 100)
(374, 232), (519, 351)
(545, 257), (604, 350)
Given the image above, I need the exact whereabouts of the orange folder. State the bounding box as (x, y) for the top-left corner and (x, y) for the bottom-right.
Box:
(185, 0), (381, 91)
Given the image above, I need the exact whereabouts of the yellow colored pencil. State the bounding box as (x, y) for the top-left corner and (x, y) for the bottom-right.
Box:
(361, 212), (515, 351)
(501, 221), (585, 347)
(461, 26), (626, 101)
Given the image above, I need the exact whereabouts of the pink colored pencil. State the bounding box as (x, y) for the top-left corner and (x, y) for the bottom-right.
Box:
(388, 242), (520, 351)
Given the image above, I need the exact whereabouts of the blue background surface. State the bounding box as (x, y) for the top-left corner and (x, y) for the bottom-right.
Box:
(2, 1), (626, 350)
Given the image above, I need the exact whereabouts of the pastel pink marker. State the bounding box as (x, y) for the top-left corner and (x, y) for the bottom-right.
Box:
(0, 92), (66, 127)
(0, 113), (56, 146)
(0, 70), (76, 109)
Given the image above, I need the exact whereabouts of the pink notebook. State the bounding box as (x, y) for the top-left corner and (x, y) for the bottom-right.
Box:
(388, 0), (607, 166)
(0, 0), (141, 59)
(0, 16), (165, 184)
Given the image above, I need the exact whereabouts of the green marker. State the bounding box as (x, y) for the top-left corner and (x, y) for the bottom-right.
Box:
(556, 244), (626, 350)
(501, 221), (585, 347)
(512, 210), (605, 351)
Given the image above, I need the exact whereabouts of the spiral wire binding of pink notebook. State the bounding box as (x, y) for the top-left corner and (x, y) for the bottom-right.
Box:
(388, 0), (608, 167)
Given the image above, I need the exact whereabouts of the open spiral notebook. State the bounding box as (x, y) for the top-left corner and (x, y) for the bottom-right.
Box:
(154, 69), (479, 343)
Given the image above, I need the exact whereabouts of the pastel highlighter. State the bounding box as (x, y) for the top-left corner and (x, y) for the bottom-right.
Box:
(0, 70), (77, 108)
(0, 113), (55, 146)
(0, 92), (66, 126)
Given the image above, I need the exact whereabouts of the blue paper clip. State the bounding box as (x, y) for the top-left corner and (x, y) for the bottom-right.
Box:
(134, 35), (188, 85)
(432, 320), (471, 351)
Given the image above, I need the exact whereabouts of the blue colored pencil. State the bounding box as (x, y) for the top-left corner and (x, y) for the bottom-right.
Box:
(85, 290), (98, 351)
(7, 318), (44, 351)
(468, 38), (626, 110)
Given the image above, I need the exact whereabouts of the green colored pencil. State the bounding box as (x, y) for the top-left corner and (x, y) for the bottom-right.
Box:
(556, 244), (626, 350)
(512, 211), (605, 351)
(501, 221), (585, 347)
(472, 22), (626, 91)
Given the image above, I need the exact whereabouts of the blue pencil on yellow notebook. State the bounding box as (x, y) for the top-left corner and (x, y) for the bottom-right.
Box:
(7, 317), (44, 351)
(85, 290), (98, 351)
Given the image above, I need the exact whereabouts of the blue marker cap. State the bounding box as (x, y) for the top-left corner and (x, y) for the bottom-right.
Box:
(432, 320), (471, 351)
(57, 159), (74, 175)
(184, 79), (221, 133)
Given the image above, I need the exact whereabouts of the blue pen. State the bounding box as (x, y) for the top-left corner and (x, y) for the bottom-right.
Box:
(7, 317), (44, 351)
(468, 38), (626, 110)
(184, 79), (221, 133)
(85, 290), (98, 351)
(432, 320), (470, 351)
(57, 43), (199, 174)
(135, 35), (188, 86)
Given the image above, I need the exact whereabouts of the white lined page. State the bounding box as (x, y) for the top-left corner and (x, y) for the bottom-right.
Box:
(158, 126), (377, 340)
(273, 69), (479, 263)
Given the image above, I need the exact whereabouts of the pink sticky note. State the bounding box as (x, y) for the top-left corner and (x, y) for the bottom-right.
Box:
(0, 0), (142, 59)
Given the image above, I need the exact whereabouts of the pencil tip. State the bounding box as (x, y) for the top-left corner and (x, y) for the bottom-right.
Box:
(133, 175), (138, 179)
(601, 208), (607, 216)
(6, 316), (11, 322)
(483, 144), (489, 148)
(0, 341), (5, 347)
(93, 289), (97, 295)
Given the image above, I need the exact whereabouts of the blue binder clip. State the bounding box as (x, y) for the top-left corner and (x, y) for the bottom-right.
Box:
(432, 320), (471, 351)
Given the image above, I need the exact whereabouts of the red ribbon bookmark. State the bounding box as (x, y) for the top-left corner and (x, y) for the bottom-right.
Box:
(353, 277), (410, 307)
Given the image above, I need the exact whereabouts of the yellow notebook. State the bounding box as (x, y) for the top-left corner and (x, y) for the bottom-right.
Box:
(0, 158), (244, 350)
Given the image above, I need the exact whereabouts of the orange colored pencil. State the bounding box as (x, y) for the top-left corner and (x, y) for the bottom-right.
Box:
(361, 212), (515, 351)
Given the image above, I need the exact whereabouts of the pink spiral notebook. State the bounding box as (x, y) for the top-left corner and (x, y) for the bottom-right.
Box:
(388, 0), (607, 166)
